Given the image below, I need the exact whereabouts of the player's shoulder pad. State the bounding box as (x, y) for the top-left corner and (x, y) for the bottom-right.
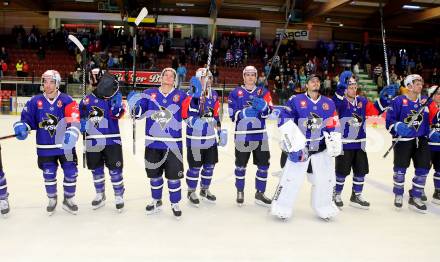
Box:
(288, 94), (296, 101)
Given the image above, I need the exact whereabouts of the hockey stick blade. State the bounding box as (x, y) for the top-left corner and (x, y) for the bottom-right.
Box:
(68, 35), (85, 52)
(135, 7), (149, 26)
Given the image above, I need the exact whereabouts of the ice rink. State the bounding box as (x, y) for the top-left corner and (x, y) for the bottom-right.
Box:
(0, 112), (439, 262)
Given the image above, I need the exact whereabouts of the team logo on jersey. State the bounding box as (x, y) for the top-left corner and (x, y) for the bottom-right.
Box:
(349, 113), (363, 128)
(37, 100), (43, 109)
(402, 99), (408, 106)
(173, 94), (180, 103)
(431, 122), (440, 132)
(357, 101), (363, 109)
(257, 88), (263, 96)
(150, 93), (157, 100)
(238, 90), (244, 97)
(202, 107), (214, 118)
(57, 100), (63, 108)
(88, 106), (104, 127)
(151, 106), (172, 129)
(303, 112), (322, 131)
(404, 110), (423, 131)
(38, 113), (59, 137)
(322, 102), (329, 110)
(300, 100), (307, 108)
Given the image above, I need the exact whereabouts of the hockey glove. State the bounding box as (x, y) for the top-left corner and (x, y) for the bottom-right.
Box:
(111, 91), (123, 109)
(218, 129), (228, 147)
(251, 97), (268, 112)
(288, 149), (308, 162)
(323, 131), (343, 157)
(189, 76), (202, 98)
(379, 84), (398, 100)
(430, 131), (440, 142)
(13, 121), (29, 140)
(394, 122), (416, 137)
(63, 127), (80, 149)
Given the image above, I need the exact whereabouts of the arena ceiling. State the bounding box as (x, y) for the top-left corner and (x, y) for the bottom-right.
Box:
(3, 0), (440, 32)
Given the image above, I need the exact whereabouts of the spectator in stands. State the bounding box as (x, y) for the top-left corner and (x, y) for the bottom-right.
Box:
(211, 65), (219, 84)
(377, 74), (384, 93)
(15, 59), (24, 77)
(176, 63), (187, 89)
(353, 62), (360, 76)
(0, 59), (7, 78)
(390, 69), (398, 84)
(0, 47), (8, 62)
(323, 75), (332, 96)
(37, 46), (45, 60)
(22, 61), (29, 77)
(373, 64), (383, 84)
(225, 49), (233, 67)
(415, 60), (423, 74)
(107, 53), (114, 68)
(299, 67), (307, 92)
(171, 56), (178, 70)
(72, 68), (81, 83)
(257, 72), (268, 88)
(431, 67), (439, 85)
(158, 42), (164, 58)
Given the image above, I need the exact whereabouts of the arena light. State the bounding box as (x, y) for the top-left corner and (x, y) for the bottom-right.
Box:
(176, 3), (195, 7)
(403, 5), (423, 10)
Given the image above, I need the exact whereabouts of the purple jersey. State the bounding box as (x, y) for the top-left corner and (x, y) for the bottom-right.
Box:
(333, 94), (383, 150)
(136, 88), (189, 149)
(79, 93), (125, 147)
(279, 93), (338, 152)
(228, 85), (273, 142)
(20, 92), (80, 156)
(184, 90), (221, 148)
(386, 95), (430, 139)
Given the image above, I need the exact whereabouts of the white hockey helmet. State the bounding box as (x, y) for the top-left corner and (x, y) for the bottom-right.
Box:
(90, 68), (106, 87)
(160, 67), (178, 88)
(404, 74), (423, 87)
(195, 68), (213, 80)
(41, 70), (61, 88)
(242, 65), (258, 78)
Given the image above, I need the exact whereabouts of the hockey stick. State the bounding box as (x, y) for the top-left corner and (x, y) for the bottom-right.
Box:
(383, 85), (440, 158)
(68, 34), (87, 168)
(379, 2), (390, 86)
(266, 0), (295, 82)
(131, 7), (149, 155)
(199, 1), (218, 117)
(220, 78), (226, 120)
(0, 134), (17, 141)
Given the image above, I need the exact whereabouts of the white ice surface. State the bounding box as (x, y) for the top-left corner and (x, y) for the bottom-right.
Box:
(0, 114), (438, 262)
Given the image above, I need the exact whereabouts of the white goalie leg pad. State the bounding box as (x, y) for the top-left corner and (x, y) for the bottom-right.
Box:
(278, 120), (306, 153)
(270, 158), (310, 220)
(308, 151), (339, 219)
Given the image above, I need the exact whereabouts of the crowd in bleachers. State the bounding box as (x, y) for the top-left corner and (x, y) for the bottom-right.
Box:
(1, 24), (439, 105)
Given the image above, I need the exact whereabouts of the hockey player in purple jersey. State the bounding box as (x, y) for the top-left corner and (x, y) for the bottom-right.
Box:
(427, 85), (440, 204)
(386, 74), (431, 213)
(228, 65), (273, 207)
(13, 70), (81, 215)
(128, 67), (191, 219)
(80, 71), (126, 212)
(271, 74), (342, 221)
(332, 70), (397, 210)
(184, 68), (227, 207)
(0, 145), (9, 216)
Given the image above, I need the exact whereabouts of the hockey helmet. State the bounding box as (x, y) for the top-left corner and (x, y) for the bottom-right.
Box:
(404, 74), (423, 87)
(195, 68), (213, 80)
(41, 70), (61, 89)
(242, 65), (258, 78)
(160, 67), (178, 88)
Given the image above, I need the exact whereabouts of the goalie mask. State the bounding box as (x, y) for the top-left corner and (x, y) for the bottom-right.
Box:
(93, 72), (119, 99)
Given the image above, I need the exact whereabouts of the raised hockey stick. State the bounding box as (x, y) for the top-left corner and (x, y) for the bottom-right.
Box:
(383, 85), (440, 158)
(131, 7), (149, 155)
(68, 34), (87, 168)
(266, 1), (295, 82)
(379, 2), (390, 87)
